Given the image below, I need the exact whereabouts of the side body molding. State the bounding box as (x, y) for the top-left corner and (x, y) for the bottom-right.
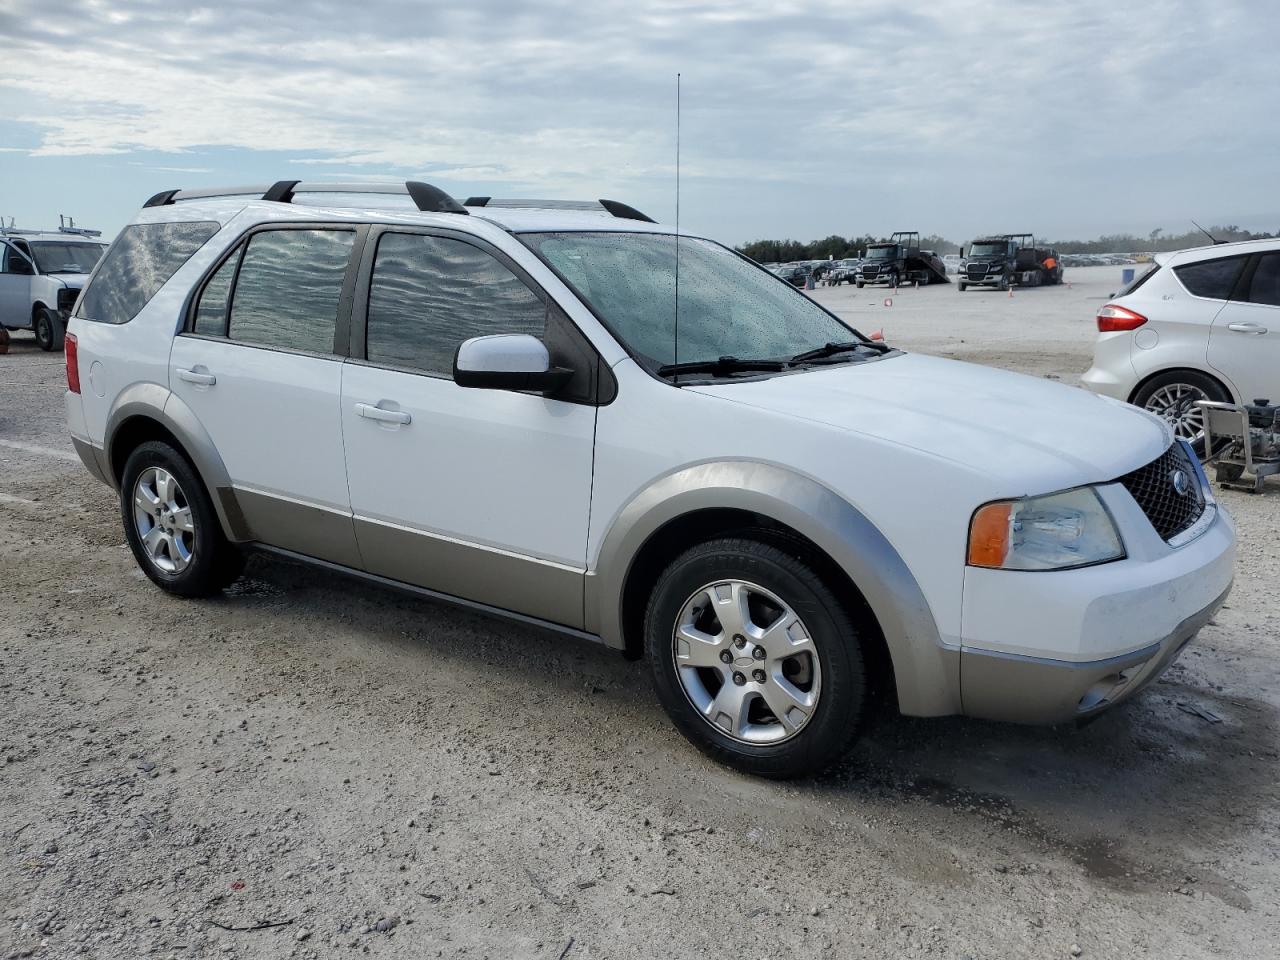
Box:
(104, 383), (252, 542)
(588, 461), (960, 717)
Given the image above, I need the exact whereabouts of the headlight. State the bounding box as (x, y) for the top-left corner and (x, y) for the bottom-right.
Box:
(967, 487), (1124, 571)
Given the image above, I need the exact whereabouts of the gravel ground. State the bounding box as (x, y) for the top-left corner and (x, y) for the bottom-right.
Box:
(2, 266), (1277, 959)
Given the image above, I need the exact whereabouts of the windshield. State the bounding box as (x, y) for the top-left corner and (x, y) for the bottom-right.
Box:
(30, 241), (106, 274)
(967, 242), (1008, 259)
(867, 246), (897, 260)
(522, 232), (862, 368)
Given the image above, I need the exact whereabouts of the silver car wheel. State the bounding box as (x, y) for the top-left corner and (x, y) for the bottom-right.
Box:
(133, 466), (195, 574)
(672, 579), (822, 745)
(1144, 382), (1208, 442)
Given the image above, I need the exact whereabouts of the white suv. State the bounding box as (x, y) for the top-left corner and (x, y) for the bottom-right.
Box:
(1083, 239), (1280, 442)
(1, 226), (108, 350)
(65, 181), (1235, 777)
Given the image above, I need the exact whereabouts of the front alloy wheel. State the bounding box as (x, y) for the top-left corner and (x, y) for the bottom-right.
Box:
(673, 579), (821, 744)
(646, 537), (868, 778)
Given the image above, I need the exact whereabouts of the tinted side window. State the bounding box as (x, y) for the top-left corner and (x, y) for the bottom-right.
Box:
(1174, 255), (1246, 300)
(366, 233), (546, 374)
(77, 221), (219, 324)
(192, 249), (240, 336)
(228, 229), (354, 354)
(1245, 253), (1280, 308)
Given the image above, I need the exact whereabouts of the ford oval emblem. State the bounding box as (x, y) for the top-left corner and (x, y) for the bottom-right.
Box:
(1170, 468), (1190, 496)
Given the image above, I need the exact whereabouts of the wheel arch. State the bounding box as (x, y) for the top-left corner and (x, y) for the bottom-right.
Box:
(1127, 365), (1238, 407)
(589, 461), (960, 717)
(105, 384), (251, 542)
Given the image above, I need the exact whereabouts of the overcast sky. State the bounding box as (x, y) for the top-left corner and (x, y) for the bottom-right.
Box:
(1, 0), (1275, 243)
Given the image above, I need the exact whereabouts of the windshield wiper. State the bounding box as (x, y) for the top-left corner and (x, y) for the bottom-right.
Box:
(656, 356), (789, 378)
(790, 340), (888, 363)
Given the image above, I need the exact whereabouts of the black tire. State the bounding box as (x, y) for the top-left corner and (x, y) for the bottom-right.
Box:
(644, 537), (869, 779)
(855, 281), (864, 289)
(120, 440), (244, 597)
(1131, 369), (1230, 453)
(998, 274), (1010, 291)
(33, 307), (64, 351)
(958, 282), (967, 292)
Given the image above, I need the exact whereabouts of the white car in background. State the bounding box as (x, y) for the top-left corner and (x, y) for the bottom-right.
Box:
(0, 228), (109, 350)
(1083, 239), (1280, 444)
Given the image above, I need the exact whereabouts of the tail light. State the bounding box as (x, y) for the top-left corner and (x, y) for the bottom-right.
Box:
(1097, 304), (1148, 332)
(65, 332), (81, 393)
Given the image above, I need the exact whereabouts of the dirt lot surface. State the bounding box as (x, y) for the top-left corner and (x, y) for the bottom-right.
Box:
(2, 266), (1277, 959)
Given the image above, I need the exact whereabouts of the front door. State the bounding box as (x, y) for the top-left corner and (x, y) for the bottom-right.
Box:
(0, 240), (35, 327)
(1208, 250), (1280, 403)
(341, 229), (597, 628)
(170, 225), (362, 566)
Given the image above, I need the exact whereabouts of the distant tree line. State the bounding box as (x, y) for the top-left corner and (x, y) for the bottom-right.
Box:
(737, 225), (1276, 262)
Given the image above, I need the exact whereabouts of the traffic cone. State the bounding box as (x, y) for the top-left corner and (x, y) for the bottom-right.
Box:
(1008, 285), (1014, 298)
(883, 297), (893, 308)
(869, 329), (884, 341)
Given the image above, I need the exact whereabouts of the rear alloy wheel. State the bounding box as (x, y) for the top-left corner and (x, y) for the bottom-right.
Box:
(1132, 370), (1230, 448)
(33, 307), (65, 351)
(646, 537), (867, 778)
(121, 441), (244, 596)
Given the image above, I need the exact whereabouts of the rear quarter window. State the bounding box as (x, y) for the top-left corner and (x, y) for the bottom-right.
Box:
(77, 221), (219, 324)
(1172, 254), (1248, 300)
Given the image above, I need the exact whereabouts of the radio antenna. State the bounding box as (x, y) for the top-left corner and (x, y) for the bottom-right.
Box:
(673, 72), (681, 383)
(1191, 219), (1223, 245)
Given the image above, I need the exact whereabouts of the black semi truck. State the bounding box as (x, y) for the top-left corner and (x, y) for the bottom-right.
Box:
(856, 232), (950, 288)
(958, 234), (1063, 291)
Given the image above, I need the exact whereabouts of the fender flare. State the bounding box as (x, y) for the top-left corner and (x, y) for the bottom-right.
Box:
(588, 460), (960, 717)
(104, 383), (252, 542)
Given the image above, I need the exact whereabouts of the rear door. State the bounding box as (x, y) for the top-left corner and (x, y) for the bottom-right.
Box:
(1208, 250), (1280, 402)
(169, 224), (364, 566)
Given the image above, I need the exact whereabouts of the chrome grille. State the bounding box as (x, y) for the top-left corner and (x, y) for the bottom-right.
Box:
(966, 262), (988, 280)
(1117, 443), (1206, 542)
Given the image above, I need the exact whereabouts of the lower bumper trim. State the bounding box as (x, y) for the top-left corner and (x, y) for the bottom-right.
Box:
(960, 584), (1231, 724)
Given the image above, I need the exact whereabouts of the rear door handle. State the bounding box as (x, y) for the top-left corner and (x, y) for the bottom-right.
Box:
(177, 368), (216, 386)
(1227, 321), (1268, 335)
(355, 402), (411, 425)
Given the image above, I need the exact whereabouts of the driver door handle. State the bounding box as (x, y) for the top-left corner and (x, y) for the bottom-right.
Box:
(1227, 321), (1268, 335)
(177, 368), (216, 386)
(355, 402), (412, 425)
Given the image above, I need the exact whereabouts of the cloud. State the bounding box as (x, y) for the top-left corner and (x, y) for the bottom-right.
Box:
(0, 0), (1273, 240)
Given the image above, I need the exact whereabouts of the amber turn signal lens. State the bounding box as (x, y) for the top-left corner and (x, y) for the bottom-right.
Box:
(968, 502), (1013, 568)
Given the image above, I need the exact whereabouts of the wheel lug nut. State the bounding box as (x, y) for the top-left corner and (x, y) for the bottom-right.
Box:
(752, 646), (765, 660)
(734, 635), (746, 649)
(719, 650), (733, 664)
(732, 672), (746, 686)
(752, 669), (766, 683)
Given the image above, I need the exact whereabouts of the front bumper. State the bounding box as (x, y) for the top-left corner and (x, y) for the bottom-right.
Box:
(958, 477), (1235, 724)
(960, 583), (1229, 723)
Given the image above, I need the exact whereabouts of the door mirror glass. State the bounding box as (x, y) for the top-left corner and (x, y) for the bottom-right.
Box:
(453, 333), (572, 393)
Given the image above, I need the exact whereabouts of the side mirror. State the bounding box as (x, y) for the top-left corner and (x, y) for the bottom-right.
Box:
(453, 333), (573, 394)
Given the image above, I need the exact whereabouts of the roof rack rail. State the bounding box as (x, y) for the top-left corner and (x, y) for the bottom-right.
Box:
(58, 214), (102, 238)
(465, 197), (655, 223)
(143, 181), (469, 215)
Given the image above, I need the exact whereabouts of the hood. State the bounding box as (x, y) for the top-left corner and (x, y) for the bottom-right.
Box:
(50, 273), (91, 289)
(690, 353), (1171, 493)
